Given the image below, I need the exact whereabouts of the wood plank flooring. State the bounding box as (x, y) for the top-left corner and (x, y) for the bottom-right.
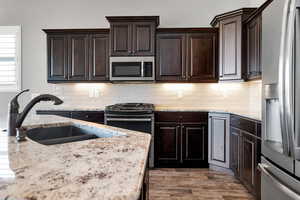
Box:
(149, 168), (254, 200)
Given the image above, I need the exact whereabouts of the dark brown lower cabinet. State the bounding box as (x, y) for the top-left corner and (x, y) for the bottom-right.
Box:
(230, 114), (261, 200)
(154, 112), (208, 168)
(182, 124), (208, 166)
(240, 131), (257, 193)
(155, 123), (181, 166)
(155, 123), (208, 167)
(230, 127), (241, 177)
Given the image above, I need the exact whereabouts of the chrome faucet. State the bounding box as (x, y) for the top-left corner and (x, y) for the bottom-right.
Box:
(7, 89), (63, 136)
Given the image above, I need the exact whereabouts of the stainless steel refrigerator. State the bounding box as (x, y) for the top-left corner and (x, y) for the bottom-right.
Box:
(261, 0), (300, 199)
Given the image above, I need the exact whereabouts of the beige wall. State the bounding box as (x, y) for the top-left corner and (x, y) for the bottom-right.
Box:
(0, 0), (260, 128)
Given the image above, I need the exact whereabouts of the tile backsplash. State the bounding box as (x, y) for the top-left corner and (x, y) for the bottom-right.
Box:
(36, 81), (262, 115)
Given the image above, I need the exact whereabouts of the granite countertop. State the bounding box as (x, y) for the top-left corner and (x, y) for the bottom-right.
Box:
(38, 105), (261, 121)
(0, 115), (151, 200)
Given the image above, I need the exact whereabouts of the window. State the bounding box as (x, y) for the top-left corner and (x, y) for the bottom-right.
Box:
(0, 26), (21, 92)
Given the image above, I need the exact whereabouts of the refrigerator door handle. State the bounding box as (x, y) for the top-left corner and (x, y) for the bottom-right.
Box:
(259, 163), (300, 200)
(285, 0), (297, 159)
(278, 0), (296, 156)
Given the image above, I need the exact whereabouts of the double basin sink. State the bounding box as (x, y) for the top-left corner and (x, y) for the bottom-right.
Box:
(26, 125), (123, 145)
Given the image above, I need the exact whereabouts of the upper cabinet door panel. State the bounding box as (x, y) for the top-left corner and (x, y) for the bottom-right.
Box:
(110, 23), (132, 56)
(156, 33), (186, 81)
(247, 14), (262, 80)
(89, 34), (109, 81)
(132, 22), (155, 56)
(68, 34), (89, 80)
(187, 33), (218, 82)
(219, 16), (242, 80)
(47, 35), (68, 81)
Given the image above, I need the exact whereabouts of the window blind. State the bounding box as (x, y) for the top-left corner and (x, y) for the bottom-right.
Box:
(0, 26), (21, 91)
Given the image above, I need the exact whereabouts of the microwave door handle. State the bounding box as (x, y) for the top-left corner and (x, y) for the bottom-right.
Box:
(141, 61), (144, 77)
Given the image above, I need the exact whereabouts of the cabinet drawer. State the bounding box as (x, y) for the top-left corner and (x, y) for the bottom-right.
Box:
(71, 111), (104, 124)
(155, 112), (181, 123)
(180, 112), (208, 123)
(230, 115), (256, 135)
(155, 111), (208, 123)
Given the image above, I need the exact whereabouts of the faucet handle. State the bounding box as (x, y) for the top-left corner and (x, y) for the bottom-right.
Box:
(13, 89), (30, 100)
(10, 89), (30, 111)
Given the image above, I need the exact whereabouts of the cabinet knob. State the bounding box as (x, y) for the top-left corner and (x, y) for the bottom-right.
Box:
(85, 115), (89, 118)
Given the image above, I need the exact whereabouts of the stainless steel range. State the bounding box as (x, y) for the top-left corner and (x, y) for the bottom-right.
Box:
(104, 103), (155, 167)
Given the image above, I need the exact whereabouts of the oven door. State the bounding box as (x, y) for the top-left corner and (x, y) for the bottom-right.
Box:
(109, 57), (155, 81)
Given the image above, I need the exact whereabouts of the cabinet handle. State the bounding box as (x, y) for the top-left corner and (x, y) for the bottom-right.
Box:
(180, 126), (184, 163)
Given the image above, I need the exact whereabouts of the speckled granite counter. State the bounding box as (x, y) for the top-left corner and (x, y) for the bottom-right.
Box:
(0, 115), (151, 200)
(38, 105), (261, 121)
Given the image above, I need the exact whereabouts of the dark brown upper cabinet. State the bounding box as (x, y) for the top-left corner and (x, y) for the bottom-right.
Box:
(211, 8), (256, 81)
(106, 16), (159, 56)
(44, 29), (109, 83)
(47, 34), (68, 81)
(156, 28), (218, 83)
(187, 33), (218, 82)
(245, 14), (262, 80)
(89, 34), (109, 81)
(68, 34), (89, 81)
(156, 33), (186, 81)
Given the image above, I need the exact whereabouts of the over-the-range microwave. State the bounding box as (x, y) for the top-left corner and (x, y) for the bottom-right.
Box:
(109, 57), (155, 81)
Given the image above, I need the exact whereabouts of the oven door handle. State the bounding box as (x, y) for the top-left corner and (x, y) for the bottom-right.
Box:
(106, 118), (152, 122)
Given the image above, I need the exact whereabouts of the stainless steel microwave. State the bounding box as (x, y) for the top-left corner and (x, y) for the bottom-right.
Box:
(109, 57), (155, 81)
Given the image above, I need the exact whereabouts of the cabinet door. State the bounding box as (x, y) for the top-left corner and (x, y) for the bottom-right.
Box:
(155, 123), (181, 167)
(182, 124), (208, 167)
(110, 23), (132, 56)
(187, 33), (218, 82)
(246, 14), (262, 80)
(240, 131), (256, 193)
(156, 33), (187, 81)
(68, 34), (89, 80)
(219, 16), (242, 81)
(47, 34), (68, 81)
(89, 34), (109, 81)
(230, 127), (241, 177)
(132, 22), (155, 56)
(208, 113), (230, 168)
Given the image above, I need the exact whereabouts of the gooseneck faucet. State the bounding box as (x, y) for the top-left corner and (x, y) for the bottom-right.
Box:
(7, 89), (63, 136)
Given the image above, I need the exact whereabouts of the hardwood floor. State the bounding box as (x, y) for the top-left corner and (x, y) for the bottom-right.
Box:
(149, 168), (254, 200)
